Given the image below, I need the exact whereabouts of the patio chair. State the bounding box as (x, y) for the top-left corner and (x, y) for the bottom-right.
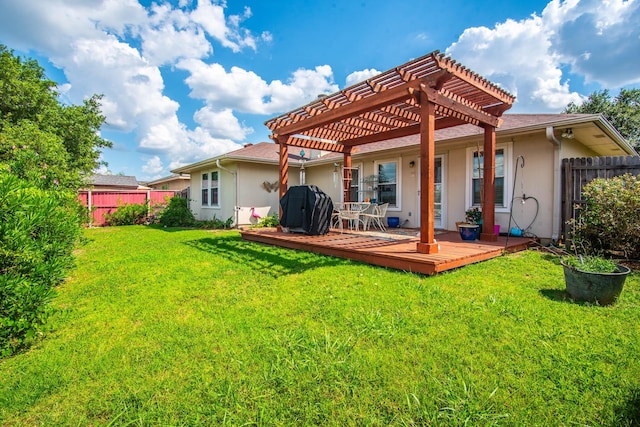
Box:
(331, 202), (366, 232)
(362, 203), (389, 231)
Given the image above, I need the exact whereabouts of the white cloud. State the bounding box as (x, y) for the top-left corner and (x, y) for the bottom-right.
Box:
(142, 155), (164, 175)
(193, 107), (253, 140)
(345, 69), (381, 87)
(190, 0), (261, 52)
(0, 0), (272, 178)
(140, 3), (212, 66)
(178, 59), (338, 114)
(544, 0), (640, 87)
(445, 0), (640, 112)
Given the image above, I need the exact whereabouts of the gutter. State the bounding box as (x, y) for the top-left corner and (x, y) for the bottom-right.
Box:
(546, 126), (562, 242)
(216, 159), (239, 227)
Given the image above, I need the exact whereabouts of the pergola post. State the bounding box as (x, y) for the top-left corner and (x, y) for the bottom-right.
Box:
(480, 125), (497, 242)
(417, 98), (438, 254)
(277, 139), (289, 232)
(343, 150), (352, 202)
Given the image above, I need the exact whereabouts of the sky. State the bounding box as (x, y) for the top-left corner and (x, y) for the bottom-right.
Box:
(0, 0), (639, 182)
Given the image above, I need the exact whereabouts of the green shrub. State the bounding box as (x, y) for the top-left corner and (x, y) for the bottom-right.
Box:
(196, 216), (233, 229)
(570, 174), (640, 259)
(562, 255), (618, 273)
(159, 196), (195, 227)
(252, 212), (279, 228)
(0, 171), (82, 356)
(103, 200), (149, 226)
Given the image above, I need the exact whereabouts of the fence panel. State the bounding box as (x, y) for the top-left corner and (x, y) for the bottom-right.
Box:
(561, 156), (640, 239)
(78, 190), (176, 226)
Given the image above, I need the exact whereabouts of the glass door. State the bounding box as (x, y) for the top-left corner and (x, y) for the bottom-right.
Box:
(416, 156), (445, 229)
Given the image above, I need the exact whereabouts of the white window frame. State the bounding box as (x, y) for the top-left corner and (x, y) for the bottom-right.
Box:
(210, 170), (220, 208)
(465, 142), (512, 213)
(201, 172), (209, 207)
(374, 158), (402, 211)
(202, 169), (221, 208)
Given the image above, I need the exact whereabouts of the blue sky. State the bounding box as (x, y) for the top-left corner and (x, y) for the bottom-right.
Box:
(1, 0), (639, 181)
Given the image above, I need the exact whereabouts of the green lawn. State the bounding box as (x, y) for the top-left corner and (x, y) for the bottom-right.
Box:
(1, 226), (639, 426)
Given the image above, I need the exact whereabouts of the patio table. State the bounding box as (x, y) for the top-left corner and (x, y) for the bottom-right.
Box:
(332, 202), (370, 231)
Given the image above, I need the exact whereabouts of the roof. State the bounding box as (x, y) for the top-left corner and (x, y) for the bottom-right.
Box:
(171, 113), (636, 174)
(90, 174), (139, 188)
(144, 173), (191, 186)
(265, 50), (515, 153)
(172, 142), (297, 173)
(313, 113), (636, 160)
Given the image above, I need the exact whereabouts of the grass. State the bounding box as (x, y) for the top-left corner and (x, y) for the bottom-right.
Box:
(1, 226), (639, 426)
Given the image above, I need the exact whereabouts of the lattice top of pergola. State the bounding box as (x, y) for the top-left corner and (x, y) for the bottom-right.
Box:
(265, 51), (515, 153)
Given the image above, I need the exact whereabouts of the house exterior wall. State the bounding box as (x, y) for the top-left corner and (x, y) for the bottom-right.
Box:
(236, 162), (284, 214)
(148, 178), (189, 191)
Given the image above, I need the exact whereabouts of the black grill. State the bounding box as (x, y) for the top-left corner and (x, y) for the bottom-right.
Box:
(279, 185), (334, 235)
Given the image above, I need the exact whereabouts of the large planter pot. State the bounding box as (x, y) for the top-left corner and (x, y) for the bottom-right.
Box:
(458, 224), (480, 241)
(561, 261), (631, 305)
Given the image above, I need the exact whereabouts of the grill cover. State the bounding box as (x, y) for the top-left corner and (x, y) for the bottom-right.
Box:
(279, 185), (334, 235)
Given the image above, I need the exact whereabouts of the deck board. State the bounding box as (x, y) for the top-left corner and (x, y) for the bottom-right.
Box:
(240, 229), (533, 275)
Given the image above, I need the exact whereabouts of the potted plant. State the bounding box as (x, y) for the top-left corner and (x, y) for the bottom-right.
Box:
(458, 207), (482, 241)
(561, 255), (630, 305)
(560, 175), (638, 305)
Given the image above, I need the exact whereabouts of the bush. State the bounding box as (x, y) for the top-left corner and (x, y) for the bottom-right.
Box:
(0, 172), (82, 356)
(103, 201), (149, 226)
(570, 174), (640, 259)
(252, 213), (279, 228)
(159, 196), (195, 227)
(196, 216), (233, 229)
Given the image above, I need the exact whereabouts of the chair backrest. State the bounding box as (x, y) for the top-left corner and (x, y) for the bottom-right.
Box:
(377, 203), (389, 216)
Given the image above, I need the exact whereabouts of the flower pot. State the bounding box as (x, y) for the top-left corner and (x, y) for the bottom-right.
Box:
(387, 217), (400, 228)
(561, 261), (630, 305)
(458, 224), (479, 241)
(494, 224), (500, 236)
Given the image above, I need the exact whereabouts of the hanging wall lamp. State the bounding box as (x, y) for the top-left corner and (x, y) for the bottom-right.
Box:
(561, 128), (574, 139)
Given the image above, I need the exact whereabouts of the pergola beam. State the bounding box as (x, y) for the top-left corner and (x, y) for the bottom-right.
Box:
(274, 80), (422, 136)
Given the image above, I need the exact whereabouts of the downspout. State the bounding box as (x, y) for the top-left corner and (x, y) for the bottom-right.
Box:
(546, 127), (561, 242)
(216, 159), (239, 227)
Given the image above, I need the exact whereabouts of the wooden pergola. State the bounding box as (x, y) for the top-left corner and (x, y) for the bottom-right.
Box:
(265, 51), (515, 254)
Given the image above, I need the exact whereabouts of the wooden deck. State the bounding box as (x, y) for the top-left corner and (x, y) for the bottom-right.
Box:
(240, 229), (534, 275)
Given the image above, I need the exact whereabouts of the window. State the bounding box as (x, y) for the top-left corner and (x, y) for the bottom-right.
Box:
(210, 171), (219, 206)
(468, 144), (511, 211)
(201, 170), (220, 207)
(201, 173), (209, 206)
(376, 160), (399, 208)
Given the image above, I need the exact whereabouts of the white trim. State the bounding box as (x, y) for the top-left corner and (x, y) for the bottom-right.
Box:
(374, 157), (402, 211)
(465, 142), (513, 214)
(201, 168), (221, 209)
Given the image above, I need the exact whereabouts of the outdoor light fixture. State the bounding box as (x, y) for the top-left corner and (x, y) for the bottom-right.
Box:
(409, 160), (415, 168)
(299, 150), (306, 185)
(561, 128), (574, 139)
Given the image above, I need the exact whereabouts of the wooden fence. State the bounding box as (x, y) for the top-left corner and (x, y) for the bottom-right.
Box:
(78, 190), (177, 226)
(561, 156), (640, 239)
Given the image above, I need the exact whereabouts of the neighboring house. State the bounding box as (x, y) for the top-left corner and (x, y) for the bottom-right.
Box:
(87, 174), (146, 191)
(172, 113), (637, 240)
(144, 174), (190, 191)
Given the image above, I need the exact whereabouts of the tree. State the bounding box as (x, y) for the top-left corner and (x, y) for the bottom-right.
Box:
(0, 45), (111, 189)
(564, 89), (640, 152)
(0, 45), (110, 355)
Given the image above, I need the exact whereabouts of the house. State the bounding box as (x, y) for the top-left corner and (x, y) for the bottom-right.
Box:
(88, 174), (145, 191)
(144, 174), (190, 191)
(172, 113), (636, 240)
